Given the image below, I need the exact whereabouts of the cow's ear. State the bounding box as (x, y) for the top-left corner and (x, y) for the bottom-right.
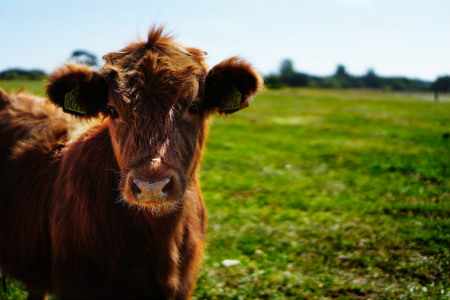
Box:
(46, 64), (108, 118)
(204, 57), (263, 114)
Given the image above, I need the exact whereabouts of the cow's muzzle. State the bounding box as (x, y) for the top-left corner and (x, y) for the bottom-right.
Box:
(123, 160), (186, 208)
(131, 177), (171, 203)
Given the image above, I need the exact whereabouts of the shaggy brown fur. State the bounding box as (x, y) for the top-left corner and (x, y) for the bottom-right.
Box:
(0, 27), (262, 300)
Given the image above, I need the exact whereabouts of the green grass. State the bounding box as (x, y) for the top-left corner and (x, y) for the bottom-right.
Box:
(0, 80), (47, 96)
(1, 82), (449, 299)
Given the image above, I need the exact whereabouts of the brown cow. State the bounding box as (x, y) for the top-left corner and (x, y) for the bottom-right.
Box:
(0, 27), (262, 300)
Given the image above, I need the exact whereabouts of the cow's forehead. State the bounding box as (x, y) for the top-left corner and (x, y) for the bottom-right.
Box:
(104, 48), (206, 106)
(101, 28), (208, 116)
(114, 54), (203, 108)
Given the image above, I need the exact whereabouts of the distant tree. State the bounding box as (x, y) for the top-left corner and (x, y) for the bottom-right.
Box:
(280, 59), (295, 77)
(432, 76), (450, 101)
(363, 69), (382, 89)
(289, 73), (309, 87)
(335, 65), (348, 78)
(70, 50), (98, 66)
(349, 77), (365, 88)
(388, 78), (408, 91)
(278, 59), (309, 87)
(333, 65), (351, 88)
(264, 74), (282, 89)
(433, 76), (450, 92)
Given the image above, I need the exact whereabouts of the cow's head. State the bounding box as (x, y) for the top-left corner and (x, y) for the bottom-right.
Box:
(46, 27), (262, 215)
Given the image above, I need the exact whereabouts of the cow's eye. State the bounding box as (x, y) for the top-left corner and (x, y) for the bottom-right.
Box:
(107, 106), (120, 119)
(188, 102), (199, 114)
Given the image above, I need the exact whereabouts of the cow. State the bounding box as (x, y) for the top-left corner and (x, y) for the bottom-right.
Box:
(0, 27), (262, 300)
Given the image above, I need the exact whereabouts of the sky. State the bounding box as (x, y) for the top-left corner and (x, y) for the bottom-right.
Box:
(0, 0), (449, 81)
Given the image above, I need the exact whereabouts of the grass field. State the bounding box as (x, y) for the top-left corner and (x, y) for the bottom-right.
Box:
(1, 81), (449, 299)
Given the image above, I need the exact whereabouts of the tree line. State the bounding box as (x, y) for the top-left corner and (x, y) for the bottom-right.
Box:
(0, 50), (97, 80)
(2, 55), (449, 95)
(265, 59), (450, 93)
(0, 69), (46, 80)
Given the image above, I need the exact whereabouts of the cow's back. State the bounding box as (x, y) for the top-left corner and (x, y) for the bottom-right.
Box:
(0, 88), (72, 292)
(0, 88), (75, 161)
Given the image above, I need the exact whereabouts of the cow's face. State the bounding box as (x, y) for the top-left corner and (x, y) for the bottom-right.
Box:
(47, 28), (262, 215)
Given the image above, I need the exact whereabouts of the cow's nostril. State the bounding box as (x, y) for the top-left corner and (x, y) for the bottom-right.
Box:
(161, 177), (172, 198)
(131, 178), (143, 197)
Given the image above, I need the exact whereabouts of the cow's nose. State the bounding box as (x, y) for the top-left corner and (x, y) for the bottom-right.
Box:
(131, 177), (172, 202)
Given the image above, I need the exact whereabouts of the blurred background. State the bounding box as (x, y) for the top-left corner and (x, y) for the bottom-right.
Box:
(1, 0), (449, 299)
(1, 0), (449, 85)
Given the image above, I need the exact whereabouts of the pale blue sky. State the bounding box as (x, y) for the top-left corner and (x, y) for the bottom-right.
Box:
(0, 0), (448, 80)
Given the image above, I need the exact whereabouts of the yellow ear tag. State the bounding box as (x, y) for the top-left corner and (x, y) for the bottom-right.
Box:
(219, 87), (241, 111)
(64, 86), (87, 115)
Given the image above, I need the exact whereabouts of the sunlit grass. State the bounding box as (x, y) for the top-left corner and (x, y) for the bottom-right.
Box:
(0, 80), (46, 97)
(198, 88), (450, 299)
(0, 82), (449, 299)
